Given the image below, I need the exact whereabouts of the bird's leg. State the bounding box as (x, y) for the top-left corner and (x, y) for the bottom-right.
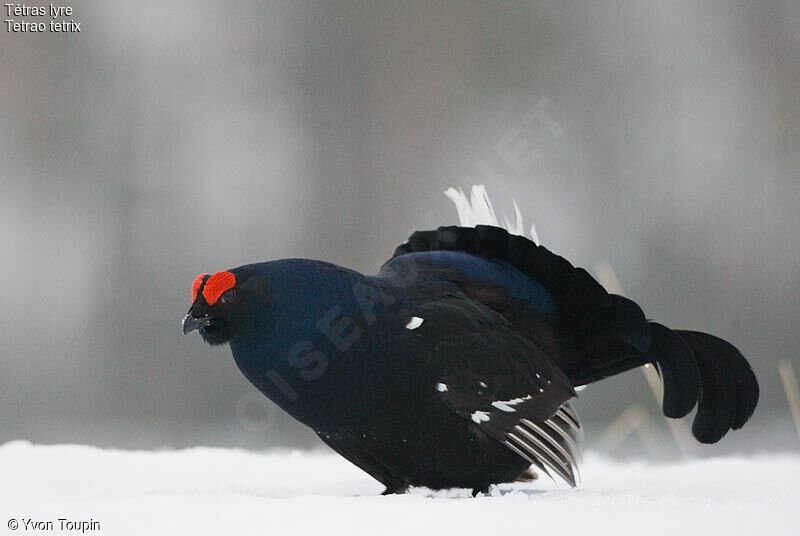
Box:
(381, 484), (409, 495)
(471, 484), (490, 497)
(515, 467), (539, 482)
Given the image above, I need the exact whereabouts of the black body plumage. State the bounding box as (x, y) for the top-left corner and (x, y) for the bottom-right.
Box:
(183, 225), (759, 494)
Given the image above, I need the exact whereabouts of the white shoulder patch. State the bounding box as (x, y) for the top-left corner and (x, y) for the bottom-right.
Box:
(405, 316), (424, 330)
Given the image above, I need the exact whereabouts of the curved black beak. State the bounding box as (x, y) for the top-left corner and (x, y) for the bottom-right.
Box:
(182, 314), (211, 335)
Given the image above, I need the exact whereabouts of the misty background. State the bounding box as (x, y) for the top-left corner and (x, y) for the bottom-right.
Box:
(1, 1), (798, 457)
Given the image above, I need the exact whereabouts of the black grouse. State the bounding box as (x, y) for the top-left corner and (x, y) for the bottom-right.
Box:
(183, 201), (758, 495)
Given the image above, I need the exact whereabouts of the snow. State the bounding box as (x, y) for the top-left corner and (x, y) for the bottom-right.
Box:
(1, 441), (797, 536)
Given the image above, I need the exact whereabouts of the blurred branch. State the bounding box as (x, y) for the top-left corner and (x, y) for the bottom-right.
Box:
(594, 261), (696, 458)
(594, 404), (671, 458)
(778, 360), (800, 444)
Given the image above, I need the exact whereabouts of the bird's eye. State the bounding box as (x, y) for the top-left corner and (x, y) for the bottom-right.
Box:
(220, 289), (236, 304)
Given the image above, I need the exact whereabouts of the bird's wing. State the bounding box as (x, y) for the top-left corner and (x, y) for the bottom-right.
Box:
(385, 225), (758, 444)
(405, 294), (582, 486)
(387, 225), (650, 354)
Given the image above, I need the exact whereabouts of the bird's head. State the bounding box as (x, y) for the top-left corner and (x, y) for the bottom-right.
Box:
(182, 268), (271, 346)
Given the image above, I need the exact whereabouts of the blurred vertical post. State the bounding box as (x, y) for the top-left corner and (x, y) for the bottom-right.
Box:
(594, 261), (697, 458)
(594, 404), (671, 458)
(778, 360), (800, 443)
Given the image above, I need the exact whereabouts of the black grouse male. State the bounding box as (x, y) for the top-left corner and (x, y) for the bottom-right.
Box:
(183, 212), (758, 494)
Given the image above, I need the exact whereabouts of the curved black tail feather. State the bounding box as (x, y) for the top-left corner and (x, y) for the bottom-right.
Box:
(547, 321), (758, 444)
(672, 330), (759, 442)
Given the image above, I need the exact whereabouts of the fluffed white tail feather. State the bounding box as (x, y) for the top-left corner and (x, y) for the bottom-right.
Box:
(444, 185), (582, 485)
(444, 185), (540, 244)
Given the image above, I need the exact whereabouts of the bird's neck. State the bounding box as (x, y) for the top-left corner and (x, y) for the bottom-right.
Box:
(228, 259), (403, 421)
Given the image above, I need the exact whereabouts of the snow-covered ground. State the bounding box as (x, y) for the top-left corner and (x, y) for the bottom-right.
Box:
(1, 441), (797, 535)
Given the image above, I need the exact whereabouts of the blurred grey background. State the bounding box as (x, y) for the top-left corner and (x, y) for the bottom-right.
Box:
(1, 0), (798, 456)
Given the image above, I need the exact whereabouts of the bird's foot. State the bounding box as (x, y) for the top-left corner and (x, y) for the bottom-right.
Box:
(381, 485), (409, 495)
(515, 467), (539, 482)
(471, 484), (490, 497)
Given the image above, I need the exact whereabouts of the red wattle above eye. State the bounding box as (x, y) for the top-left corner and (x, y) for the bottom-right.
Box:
(203, 271), (236, 305)
(191, 273), (208, 303)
